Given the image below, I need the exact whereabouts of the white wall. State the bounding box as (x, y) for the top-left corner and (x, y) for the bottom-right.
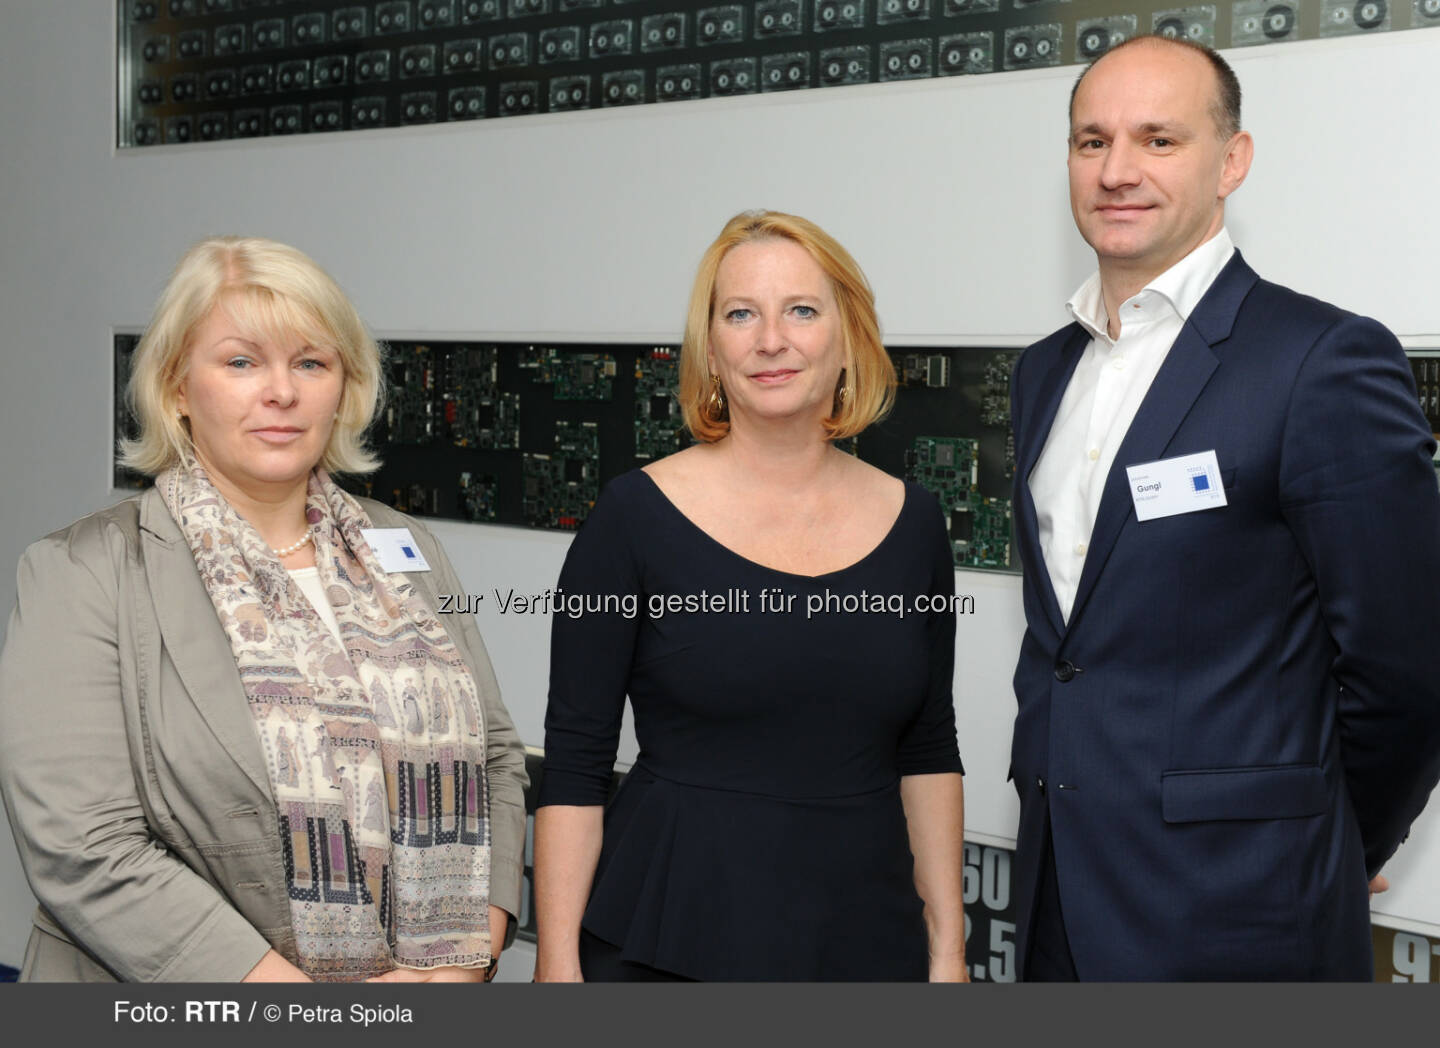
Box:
(1, 4), (1438, 965)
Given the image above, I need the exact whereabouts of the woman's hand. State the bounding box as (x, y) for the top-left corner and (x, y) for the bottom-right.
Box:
(242, 949), (312, 982)
(929, 951), (971, 983)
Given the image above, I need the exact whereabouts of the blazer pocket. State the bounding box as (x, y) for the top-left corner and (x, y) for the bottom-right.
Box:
(1161, 763), (1325, 823)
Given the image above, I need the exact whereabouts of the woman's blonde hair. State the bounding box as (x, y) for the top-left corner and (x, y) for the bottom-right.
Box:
(678, 210), (896, 443)
(118, 235), (384, 476)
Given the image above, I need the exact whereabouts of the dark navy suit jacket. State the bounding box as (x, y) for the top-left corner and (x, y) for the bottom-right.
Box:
(1009, 251), (1440, 980)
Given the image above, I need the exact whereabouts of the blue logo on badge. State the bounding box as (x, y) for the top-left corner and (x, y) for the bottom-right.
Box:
(402, 545), (416, 559)
(1191, 475), (1210, 492)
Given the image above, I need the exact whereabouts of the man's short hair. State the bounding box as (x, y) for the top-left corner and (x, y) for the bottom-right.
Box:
(1068, 35), (1242, 141)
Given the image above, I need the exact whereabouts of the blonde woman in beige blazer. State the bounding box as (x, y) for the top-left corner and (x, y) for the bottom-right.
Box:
(0, 237), (527, 982)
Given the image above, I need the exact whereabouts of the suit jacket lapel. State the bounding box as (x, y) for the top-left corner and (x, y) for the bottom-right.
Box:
(1016, 326), (1089, 639)
(1063, 252), (1259, 632)
(139, 487), (273, 798)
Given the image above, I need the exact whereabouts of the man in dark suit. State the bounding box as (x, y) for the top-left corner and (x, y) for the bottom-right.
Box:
(1008, 35), (1440, 980)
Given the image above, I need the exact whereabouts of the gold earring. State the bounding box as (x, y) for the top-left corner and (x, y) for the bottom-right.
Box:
(834, 370), (851, 409)
(707, 375), (728, 422)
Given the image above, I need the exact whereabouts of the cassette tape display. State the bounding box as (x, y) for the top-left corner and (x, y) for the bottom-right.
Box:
(117, 0), (1438, 145)
(1320, 0), (1392, 36)
(1003, 24), (1062, 70)
(1232, 0), (1299, 47)
(1152, 5), (1217, 46)
(1076, 15), (1137, 60)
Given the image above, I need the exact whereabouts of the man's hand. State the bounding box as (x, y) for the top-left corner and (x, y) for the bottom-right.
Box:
(1369, 874), (1390, 897)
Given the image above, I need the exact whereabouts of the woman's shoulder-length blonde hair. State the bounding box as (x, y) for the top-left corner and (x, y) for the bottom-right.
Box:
(678, 210), (896, 443)
(118, 235), (384, 477)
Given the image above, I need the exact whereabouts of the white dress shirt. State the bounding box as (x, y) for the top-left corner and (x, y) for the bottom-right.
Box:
(1029, 229), (1235, 623)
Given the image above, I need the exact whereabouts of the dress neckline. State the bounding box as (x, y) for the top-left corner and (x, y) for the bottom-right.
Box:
(632, 469), (914, 581)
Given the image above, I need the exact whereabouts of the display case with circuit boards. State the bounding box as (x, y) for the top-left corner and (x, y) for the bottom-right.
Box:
(112, 334), (1022, 572)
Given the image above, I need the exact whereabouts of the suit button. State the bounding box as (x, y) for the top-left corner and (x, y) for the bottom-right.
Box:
(1054, 660), (1076, 682)
(1037, 777), (1046, 795)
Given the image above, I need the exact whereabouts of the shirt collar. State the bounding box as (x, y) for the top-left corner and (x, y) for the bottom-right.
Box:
(1066, 228), (1236, 343)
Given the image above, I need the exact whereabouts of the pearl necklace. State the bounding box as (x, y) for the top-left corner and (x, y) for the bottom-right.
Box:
(271, 530), (313, 558)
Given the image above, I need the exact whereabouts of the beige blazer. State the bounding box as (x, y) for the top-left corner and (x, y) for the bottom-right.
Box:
(0, 488), (528, 981)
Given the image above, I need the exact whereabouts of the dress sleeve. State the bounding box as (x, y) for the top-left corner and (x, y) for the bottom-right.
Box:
(0, 524), (272, 982)
(538, 479), (644, 807)
(897, 493), (965, 777)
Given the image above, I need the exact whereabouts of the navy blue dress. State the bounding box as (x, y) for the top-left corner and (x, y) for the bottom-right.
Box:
(538, 470), (963, 981)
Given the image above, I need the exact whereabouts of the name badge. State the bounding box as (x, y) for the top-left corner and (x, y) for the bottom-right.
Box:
(359, 528), (432, 573)
(1125, 450), (1227, 522)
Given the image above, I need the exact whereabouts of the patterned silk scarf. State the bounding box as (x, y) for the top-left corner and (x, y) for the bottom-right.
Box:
(158, 460), (491, 980)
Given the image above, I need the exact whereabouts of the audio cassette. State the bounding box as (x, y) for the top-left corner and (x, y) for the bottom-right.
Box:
(1152, 6), (1216, 47)
(510, 0), (550, 15)
(641, 13), (687, 52)
(204, 67), (236, 100)
(240, 64), (274, 97)
(1075, 15), (1136, 61)
(213, 25), (244, 57)
(375, 2), (413, 35)
(709, 57), (758, 95)
(460, 0), (502, 22)
(1320, 0), (1390, 35)
(938, 32), (993, 75)
(291, 12), (325, 45)
(761, 51), (811, 92)
(1418, 0), (1440, 23)
(348, 98), (386, 129)
(819, 46), (871, 86)
(591, 20), (635, 58)
(755, 0), (804, 36)
(1014, 0), (1068, 7)
(491, 33), (532, 69)
(276, 61), (309, 92)
(559, 0), (601, 9)
(656, 63), (703, 101)
(448, 85), (487, 119)
(234, 109), (266, 138)
(601, 68), (646, 106)
(399, 45), (438, 79)
(549, 75), (590, 111)
(698, 6), (746, 45)
(1003, 24), (1061, 70)
(539, 27), (582, 64)
(332, 7), (368, 40)
(943, 0), (999, 13)
(400, 92), (438, 125)
(171, 73), (200, 103)
(197, 111), (229, 141)
(418, 0), (457, 28)
(177, 29), (206, 59)
(880, 38), (933, 81)
(313, 54), (349, 88)
(131, 118), (159, 147)
(355, 51), (392, 83)
(165, 116), (193, 145)
(253, 18), (285, 51)
(878, 0), (932, 23)
(444, 39), (484, 75)
(815, 0), (867, 30)
(132, 1), (158, 20)
(308, 100), (343, 132)
(498, 81), (539, 116)
(1232, 1), (1297, 46)
(138, 79), (163, 106)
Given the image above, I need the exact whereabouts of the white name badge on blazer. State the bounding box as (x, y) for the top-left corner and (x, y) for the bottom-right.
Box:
(1125, 450), (1227, 522)
(359, 528), (432, 572)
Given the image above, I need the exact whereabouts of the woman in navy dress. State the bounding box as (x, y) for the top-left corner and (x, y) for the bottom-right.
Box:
(533, 211), (967, 981)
